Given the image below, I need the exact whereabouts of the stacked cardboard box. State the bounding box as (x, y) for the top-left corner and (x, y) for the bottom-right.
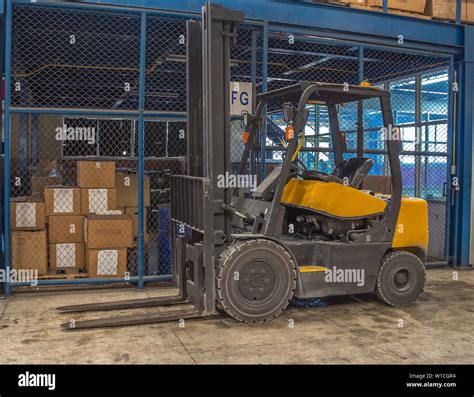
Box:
(11, 197), (46, 231)
(45, 186), (81, 216)
(12, 231), (48, 275)
(11, 197), (48, 274)
(116, 173), (151, 246)
(78, 161), (117, 215)
(11, 160), (149, 278)
(85, 214), (133, 278)
(48, 215), (86, 271)
(77, 161), (134, 278)
(44, 184), (85, 271)
(425, 0), (474, 22)
(30, 160), (63, 200)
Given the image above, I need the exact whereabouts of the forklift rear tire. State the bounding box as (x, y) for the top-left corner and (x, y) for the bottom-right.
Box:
(216, 239), (297, 323)
(376, 251), (426, 307)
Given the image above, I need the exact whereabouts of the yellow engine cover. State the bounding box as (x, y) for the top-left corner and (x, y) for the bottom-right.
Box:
(281, 178), (428, 253)
(281, 178), (387, 219)
(392, 197), (429, 251)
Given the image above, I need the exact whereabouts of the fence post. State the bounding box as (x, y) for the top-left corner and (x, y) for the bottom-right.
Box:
(137, 11), (147, 289)
(3, 0), (12, 297)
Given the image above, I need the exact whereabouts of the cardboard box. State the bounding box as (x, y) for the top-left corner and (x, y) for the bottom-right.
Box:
(48, 215), (85, 244)
(125, 207), (149, 243)
(31, 175), (63, 199)
(10, 197), (46, 231)
(86, 248), (127, 278)
(85, 214), (134, 249)
(77, 161), (116, 188)
(425, 0), (461, 19)
(362, 175), (392, 194)
(45, 186), (81, 216)
(80, 188), (117, 215)
(31, 160), (63, 199)
(426, 0), (474, 21)
(12, 230), (47, 274)
(115, 173), (151, 207)
(49, 243), (85, 270)
(367, 0), (426, 12)
(468, 0), (474, 21)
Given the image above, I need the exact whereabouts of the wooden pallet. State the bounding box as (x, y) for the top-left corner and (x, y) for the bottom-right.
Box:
(431, 15), (474, 25)
(38, 267), (89, 280)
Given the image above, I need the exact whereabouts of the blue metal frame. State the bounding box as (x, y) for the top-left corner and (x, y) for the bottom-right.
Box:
(137, 11), (147, 289)
(81, 0), (464, 52)
(2, 0), (472, 297)
(454, 26), (474, 267)
(3, 0), (12, 296)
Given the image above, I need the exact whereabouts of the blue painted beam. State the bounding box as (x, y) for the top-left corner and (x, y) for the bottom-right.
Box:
(3, 0), (12, 297)
(67, 0), (463, 52)
(137, 11), (147, 289)
(455, 26), (474, 267)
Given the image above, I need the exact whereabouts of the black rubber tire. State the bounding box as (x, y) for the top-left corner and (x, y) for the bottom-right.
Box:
(376, 250), (426, 306)
(216, 239), (297, 323)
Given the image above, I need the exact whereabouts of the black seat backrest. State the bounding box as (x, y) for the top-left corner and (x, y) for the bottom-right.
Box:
(333, 157), (374, 189)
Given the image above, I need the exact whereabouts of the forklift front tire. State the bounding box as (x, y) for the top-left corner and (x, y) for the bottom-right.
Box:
(216, 239), (297, 323)
(376, 250), (426, 307)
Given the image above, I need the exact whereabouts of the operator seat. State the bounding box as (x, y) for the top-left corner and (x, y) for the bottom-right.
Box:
(333, 157), (373, 189)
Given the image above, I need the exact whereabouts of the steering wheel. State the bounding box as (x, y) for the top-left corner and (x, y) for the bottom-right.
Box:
(294, 157), (343, 184)
(303, 170), (344, 184)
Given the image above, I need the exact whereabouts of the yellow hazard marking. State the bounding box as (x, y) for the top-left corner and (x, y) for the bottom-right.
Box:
(299, 266), (328, 273)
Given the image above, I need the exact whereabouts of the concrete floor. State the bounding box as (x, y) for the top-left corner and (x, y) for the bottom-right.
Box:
(0, 268), (472, 364)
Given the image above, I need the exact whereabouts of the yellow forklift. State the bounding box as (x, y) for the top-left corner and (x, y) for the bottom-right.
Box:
(58, 3), (428, 329)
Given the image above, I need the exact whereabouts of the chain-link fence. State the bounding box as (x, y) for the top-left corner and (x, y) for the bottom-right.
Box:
(3, 1), (455, 293)
(4, 2), (264, 290)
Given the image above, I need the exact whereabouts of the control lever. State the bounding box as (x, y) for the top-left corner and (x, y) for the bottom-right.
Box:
(221, 203), (256, 223)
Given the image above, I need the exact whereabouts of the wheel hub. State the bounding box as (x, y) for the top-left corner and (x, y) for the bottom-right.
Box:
(393, 269), (409, 289)
(238, 261), (276, 302)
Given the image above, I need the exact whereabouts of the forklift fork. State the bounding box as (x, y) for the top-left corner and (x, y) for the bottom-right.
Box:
(57, 176), (216, 330)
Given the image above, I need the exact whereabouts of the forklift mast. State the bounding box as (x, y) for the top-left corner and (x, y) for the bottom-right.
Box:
(187, 4), (244, 247)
